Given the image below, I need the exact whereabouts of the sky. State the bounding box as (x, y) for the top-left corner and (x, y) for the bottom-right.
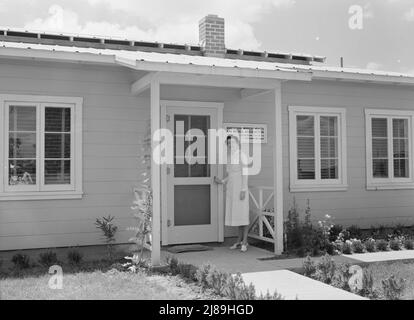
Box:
(0, 0), (413, 73)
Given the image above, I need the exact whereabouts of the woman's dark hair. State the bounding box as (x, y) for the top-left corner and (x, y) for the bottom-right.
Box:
(226, 135), (240, 144)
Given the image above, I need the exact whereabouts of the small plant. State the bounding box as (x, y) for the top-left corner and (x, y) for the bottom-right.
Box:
(67, 249), (83, 265)
(11, 253), (31, 269)
(389, 238), (402, 251)
(364, 238), (376, 252)
(95, 215), (118, 260)
(350, 239), (365, 253)
(331, 263), (352, 291)
(38, 251), (59, 267)
(382, 276), (406, 300)
(404, 238), (414, 250)
(302, 256), (316, 277)
(340, 240), (352, 254)
(359, 269), (377, 299)
(376, 239), (389, 252)
(313, 254), (336, 284)
(304, 199), (312, 227)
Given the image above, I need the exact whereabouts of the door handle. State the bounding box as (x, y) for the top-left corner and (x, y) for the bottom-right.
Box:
(167, 219), (172, 227)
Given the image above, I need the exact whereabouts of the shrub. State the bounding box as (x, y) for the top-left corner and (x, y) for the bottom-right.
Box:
(38, 251), (59, 267)
(170, 258), (282, 300)
(331, 263), (352, 291)
(340, 241), (352, 254)
(382, 276), (406, 300)
(364, 239), (376, 253)
(376, 239), (389, 252)
(359, 269), (377, 299)
(389, 238), (402, 251)
(350, 239), (365, 253)
(313, 254), (336, 284)
(67, 249), (83, 265)
(95, 215), (118, 260)
(11, 253), (31, 269)
(404, 238), (414, 250)
(303, 256), (316, 277)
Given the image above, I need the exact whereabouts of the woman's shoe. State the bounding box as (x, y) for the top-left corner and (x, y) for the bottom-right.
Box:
(241, 244), (248, 252)
(230, 242), (242, 250)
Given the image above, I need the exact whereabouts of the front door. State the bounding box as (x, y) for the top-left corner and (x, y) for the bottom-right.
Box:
(162, 103), (222, 245)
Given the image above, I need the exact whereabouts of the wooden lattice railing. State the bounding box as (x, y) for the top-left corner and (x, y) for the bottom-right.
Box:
(248, 186), (277, 253)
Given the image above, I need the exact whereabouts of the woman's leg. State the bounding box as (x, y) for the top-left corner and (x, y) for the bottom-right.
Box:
(237, 226), (244, 243)
(241, 225), (249, 245)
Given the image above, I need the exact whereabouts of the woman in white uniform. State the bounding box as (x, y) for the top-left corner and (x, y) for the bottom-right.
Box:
(215, 135), (250, 252)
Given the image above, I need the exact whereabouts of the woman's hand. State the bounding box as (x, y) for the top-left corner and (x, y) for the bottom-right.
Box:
(214, 176), (223, 185)
(240, 190), (247, 200)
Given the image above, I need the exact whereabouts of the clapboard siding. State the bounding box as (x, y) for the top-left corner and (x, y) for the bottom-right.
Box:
(0, 60), (147, 250)
(282, 80), (414, 227)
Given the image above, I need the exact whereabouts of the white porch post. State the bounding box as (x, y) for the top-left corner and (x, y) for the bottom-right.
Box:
(150, 78), (161, 266)
(273, 83), (284, 254)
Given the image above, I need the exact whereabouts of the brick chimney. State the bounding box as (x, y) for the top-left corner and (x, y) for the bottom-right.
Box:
(199, 14), (225, 57)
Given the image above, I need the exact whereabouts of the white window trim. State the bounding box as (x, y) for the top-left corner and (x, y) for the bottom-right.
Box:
(289, 106), (348, 192)
(0, 94), (83, 201)
(365, 108), (414, 191)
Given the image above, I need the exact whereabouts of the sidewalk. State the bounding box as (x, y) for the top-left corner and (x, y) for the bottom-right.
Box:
(241, 270), (367, 300)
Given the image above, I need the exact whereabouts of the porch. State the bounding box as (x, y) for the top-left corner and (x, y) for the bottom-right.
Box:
(127, 69), (308, 266)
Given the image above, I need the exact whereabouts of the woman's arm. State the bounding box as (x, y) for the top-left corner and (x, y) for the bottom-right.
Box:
(214, 176), (228, 185)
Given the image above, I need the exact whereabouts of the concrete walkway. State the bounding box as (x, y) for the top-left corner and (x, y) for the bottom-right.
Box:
(344, 249), (414, 263)
(163, 244), (359, 274)
(241, 270), (366, 300)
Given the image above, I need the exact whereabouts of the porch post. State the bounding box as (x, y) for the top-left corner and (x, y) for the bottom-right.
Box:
(273, 83), (284, 254)
(150, 78), (161, 266)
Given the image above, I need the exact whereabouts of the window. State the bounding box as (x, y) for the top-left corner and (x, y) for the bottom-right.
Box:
(289, 106), (347, 192)
(365, 109), (414, 190)
(0, 95), (83, 200)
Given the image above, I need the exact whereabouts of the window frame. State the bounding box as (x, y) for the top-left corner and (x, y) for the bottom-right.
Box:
(289, 106), (348, 192)
(0, 94), (83, 201)
(365, 109), (414, 190)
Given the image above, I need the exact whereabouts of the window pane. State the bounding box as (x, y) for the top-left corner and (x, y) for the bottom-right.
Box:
(372, 139), (388, 158)
(9, 132), (36, 158)
(297, 137), (315, 158)
(45, 107), (71, 132)
(298, 159), (315, 179)
(320, 137), (338, 158)
(320, 116), (338, 136)
(9, 106), (36, 131)
(45, 160), (71, 185)
(321, 159), (338, 180)
(373, 159), (388, 178)
(8, 160), (36, 185)
(393, 139), (409, 158)
(394, 159), (409, 178)
(393, 119), (408, 138)
(45, 133), (71, 158)
(372, 118), (387, 137)
(297, 115), (314, 136)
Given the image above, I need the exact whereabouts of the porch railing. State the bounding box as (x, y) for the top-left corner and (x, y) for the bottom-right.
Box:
(248, 186), (278, 253)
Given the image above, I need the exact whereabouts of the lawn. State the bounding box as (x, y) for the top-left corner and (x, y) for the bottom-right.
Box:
(0, 268), (220, 300)
(364, 261), (414, 300)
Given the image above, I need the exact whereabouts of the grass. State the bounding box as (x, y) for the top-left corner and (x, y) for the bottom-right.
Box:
(364, 261), (414, 300)
(0, 269), (220, 300)
(0, 256), (221, 300)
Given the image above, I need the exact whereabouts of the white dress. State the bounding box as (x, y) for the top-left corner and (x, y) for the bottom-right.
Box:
(225, 150), (249, 227)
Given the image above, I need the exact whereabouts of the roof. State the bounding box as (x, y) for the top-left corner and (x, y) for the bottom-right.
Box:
(0, 28), (325, 65)
(0, 30), (414, 86)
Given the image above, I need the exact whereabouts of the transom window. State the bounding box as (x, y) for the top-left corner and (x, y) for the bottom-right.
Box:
(289, 106), (347, 192)
(0, 95), (83, 200)
(365, 109), (414, 190)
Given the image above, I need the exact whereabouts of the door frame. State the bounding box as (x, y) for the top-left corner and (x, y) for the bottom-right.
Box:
(160, 100), (224, 246)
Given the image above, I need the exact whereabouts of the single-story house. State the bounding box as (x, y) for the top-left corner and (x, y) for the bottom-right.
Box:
(1, 15), (414, 264)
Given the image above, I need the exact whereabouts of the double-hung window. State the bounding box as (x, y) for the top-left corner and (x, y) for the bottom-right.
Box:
(289, 106), (347, 192)
(0, 95), (83, 200)
(365, 109), (414, 190)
